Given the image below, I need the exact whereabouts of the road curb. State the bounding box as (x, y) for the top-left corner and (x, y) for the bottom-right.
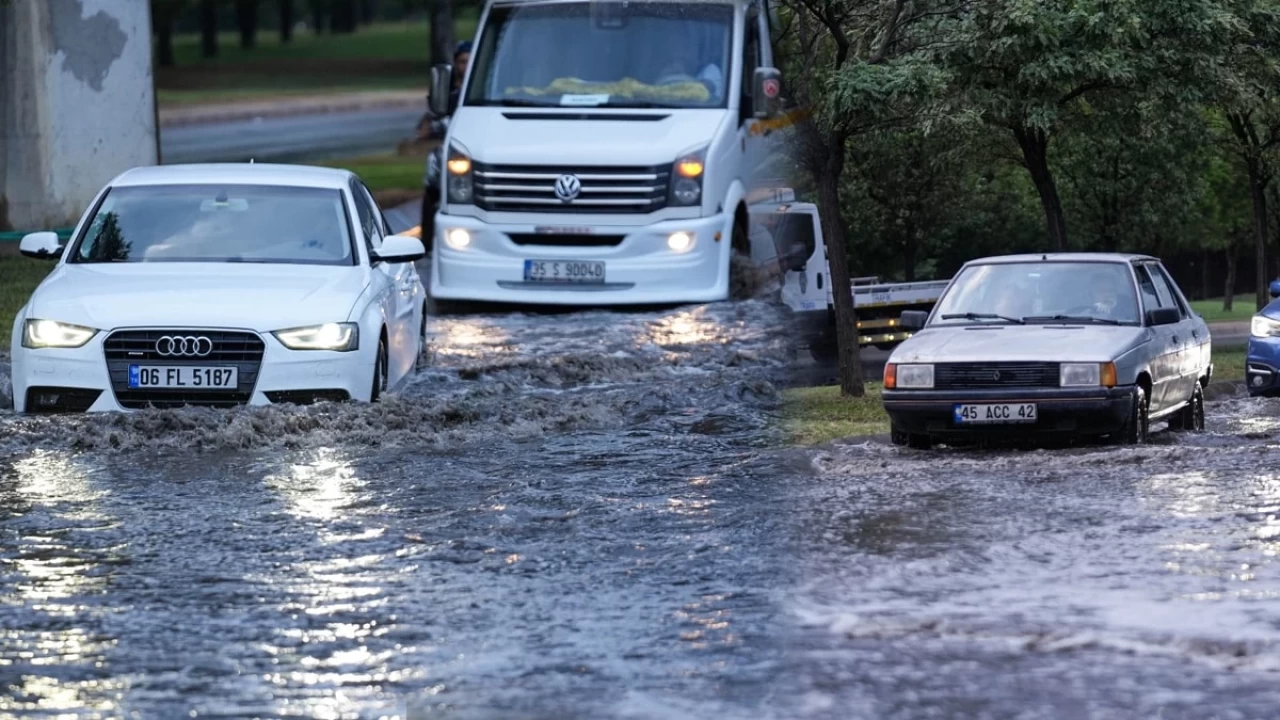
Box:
(158, 91), (426, 129)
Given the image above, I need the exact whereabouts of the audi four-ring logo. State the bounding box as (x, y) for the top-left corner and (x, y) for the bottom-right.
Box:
(155, 335), (214, 357)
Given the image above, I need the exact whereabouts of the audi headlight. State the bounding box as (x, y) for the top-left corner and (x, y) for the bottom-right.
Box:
(272, 323), (359, 351)
(446, 142), (474, 205)
(22, 319), (98, 349)
(668, 144), (707, 207)
(1252, 315), (1280, 338)
(896, 364), (934, 389)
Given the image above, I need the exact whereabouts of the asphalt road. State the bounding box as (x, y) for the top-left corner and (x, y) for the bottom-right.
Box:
(159, 106), (424, 165)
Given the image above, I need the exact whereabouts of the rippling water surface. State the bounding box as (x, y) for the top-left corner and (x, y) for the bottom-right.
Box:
(5, 297), (1280, 718)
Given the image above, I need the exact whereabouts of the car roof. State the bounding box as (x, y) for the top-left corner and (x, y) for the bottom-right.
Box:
(108, 163), (355, 190)
(964, 252), (1156, 266)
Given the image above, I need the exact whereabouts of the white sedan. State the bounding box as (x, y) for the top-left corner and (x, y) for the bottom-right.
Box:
(8, 163), (428, 413)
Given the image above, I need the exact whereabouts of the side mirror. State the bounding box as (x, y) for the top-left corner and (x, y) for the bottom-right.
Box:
(751, 67), (782, 119)
(1146, 307), (1180, 326)
(19, 231), (63, 260)
(372, 234), (426, 264)
(429, 64), (453, 117)
(899, 310), (929, 331)
(1269, 279), (1280, 299)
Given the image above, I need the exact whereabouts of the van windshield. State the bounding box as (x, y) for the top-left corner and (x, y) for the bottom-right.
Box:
(465, 1), (734, 109)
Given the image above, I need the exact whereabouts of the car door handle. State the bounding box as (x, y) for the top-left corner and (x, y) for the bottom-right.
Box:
(1171, 336), (1179, 344)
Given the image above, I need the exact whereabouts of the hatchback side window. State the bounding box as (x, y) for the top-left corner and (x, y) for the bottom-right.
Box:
(1134, 266), (1164, 314)
(1142, 264), (1179, 313)
(1152, 263), (1191, 318)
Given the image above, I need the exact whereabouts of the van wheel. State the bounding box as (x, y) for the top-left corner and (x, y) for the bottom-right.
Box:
(728, 217), (754, 301)
(1168, 382), (1205, 433)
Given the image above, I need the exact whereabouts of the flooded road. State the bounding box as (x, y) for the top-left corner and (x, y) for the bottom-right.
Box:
(4, 297), (1280, 717)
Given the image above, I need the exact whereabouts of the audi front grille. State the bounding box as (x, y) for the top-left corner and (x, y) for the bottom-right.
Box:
(472, 162), (671, 214)
(103, 329), (265, 409)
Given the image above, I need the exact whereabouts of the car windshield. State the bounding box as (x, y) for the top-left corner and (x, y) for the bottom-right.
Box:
(931, 261), (1141, 326)
(465, 1), (733, 109)
(69, 184), (356, 266)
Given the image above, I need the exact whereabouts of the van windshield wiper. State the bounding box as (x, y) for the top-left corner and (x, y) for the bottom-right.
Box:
(1022, 314), (1121, 325)
(476, 98), (560, 107)
(940, 312), (1024, 324)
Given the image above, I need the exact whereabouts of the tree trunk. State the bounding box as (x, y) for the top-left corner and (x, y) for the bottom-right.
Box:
(200, 0), (218, 58)
(1224, 241), (1238, 312)
(332, 0), (359, 32)
(156, 4), (175, 67)
(236, 0), (259, 49)
(428, 0), (455, 66)
(816, 148), (865, 398)
(1248, 157), (1270, 310)
(280, 0), (294, 43)
(360, 0), (379, 23)
(311, 0), (326, 34)
(1200, 249), (1210, 301)
(1012, 126), (1068, 251)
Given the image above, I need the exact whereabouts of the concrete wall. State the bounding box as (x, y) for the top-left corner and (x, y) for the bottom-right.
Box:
(1, 0), (157, 231)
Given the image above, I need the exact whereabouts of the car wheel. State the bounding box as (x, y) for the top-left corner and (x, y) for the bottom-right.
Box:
(370, 334), (388, 402)
(728, 217), (753, 301)
(1169, 382), (1206, 433)
(1119, 386), (1150, 444)
(890, 424), (908, 446)
(809, 338), (839, 364)
(414, 303), (429, 372)
(906, 433), (932, 450)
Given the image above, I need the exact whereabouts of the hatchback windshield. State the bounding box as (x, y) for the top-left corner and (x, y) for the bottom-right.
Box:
(465, 1), (734, 108)
(69, 184), (356, 266)
(931, 261), (1141, 325)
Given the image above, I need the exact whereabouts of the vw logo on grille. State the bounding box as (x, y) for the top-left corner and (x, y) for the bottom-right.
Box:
(554, 174), (582, 202)
(156, 335), (214, 357)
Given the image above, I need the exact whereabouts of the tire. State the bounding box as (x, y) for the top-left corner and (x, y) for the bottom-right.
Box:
(414, 303), (429, 372)
(1118, 385), (1150, 444)
(1168, 382), (1205, 433)
(874, 342), (899, 352)
(906, 433), (932, 450)
(808, 339), (839, 364)
(728, 217), (754, 301)
(370, 334), (388, 402)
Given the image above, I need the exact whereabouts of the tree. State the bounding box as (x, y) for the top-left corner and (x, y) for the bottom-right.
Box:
(280, 0), (295, 43)
(236, 0), (259, 49)
(776, 0), (951, 397)
(199, 0), (218, 58)
(428, 0), (455, 66)
(331, 0), (359, 32)
(151, 0), (183, 67)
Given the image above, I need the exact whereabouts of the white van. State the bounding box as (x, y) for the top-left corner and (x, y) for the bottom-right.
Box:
(426, 0), (785, 308)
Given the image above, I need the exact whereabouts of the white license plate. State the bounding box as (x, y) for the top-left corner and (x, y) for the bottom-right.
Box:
(129, 365), (238, 389)
(523, 259), (605, 283)
(953, 403), (1037, 424)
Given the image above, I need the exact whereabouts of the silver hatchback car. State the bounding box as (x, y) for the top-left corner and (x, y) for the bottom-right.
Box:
(882, 253), (1212, 448)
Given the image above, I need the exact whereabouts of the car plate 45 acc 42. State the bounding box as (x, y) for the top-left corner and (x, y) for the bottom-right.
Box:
(953, 403), (1037, 424)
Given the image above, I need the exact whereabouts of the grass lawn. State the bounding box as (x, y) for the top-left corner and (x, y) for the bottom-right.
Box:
(781, 383), (889, 446)
(315, 152), (427, 193)
(157, 18), (478, 107)
(0, 256), (56, 347)
(1191, 296), (1259, 323)
(1215, 348), (1246, 382)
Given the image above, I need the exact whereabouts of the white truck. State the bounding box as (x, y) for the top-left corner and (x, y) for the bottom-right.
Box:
(747, 188), (948, 359)
(425, 0), (788, 308)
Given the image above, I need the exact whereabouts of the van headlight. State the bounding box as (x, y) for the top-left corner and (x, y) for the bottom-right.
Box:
(22, 319), (98, 349)
(272, 323), (359, 351)
(1252, 315), (1280, 338)
(446, 142), (474, 204)
(668, 144), (706, 207)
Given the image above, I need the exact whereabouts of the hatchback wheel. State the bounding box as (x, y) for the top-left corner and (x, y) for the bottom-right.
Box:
(1119, 386), (1150, 444)
(1169, 382), (1205, 433)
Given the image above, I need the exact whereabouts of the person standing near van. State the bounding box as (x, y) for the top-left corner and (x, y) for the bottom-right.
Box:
(416, 41), (471, 253)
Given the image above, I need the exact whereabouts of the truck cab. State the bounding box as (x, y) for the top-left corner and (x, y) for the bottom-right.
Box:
(748, 191), (948, 359)
(427, 0), (784, 308)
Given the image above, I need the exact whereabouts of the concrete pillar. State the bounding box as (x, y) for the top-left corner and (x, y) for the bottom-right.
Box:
(0, 0), (157, 232)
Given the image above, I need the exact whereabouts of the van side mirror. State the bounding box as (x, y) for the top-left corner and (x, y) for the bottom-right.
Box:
(19, 231), (63, 260)
(429, 64), (453, 117)
(899, 310), (929, 331)
(1146, 307), (1180, 326)
(752, 67), (782, 118)
(1270, 279), (1280, 299)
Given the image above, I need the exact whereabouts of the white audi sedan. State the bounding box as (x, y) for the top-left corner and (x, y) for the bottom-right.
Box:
(8, 163), (428, 413)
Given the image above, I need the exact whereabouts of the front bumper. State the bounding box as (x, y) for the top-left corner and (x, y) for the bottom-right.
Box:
(11, 329), (372, 413)
(1246, 337), (1280, 395)
(883, 386), (1134, 438)
(429, 212), (734, 305)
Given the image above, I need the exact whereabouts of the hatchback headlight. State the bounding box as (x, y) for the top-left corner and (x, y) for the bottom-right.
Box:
(272, 323), (359, 351)
(22, 319), (98, 349)
(896, 364), (934, 389)
(1060, 362), (1117, 387)
(1252, 315), (1280, 338)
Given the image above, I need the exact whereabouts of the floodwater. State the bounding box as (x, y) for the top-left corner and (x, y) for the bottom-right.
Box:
(4, 295), (1280, 718)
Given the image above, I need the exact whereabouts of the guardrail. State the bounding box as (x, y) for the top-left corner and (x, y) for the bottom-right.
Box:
(0, 229), (74, 243)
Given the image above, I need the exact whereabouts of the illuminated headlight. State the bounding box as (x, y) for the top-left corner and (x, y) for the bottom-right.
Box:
(667, 231), (693, 252)
(1060, 363), (1101, 387)
(445, 142), (474, 204)
(444, 228), (471, 249)
(668, 145), (706, 207)
(22, 319), (98, 349)
(272, 322), (358, 351)
(1252, 315), (1280, 338)
(896, 364), (934, 389)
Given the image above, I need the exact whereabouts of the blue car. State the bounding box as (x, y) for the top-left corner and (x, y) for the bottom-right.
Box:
(1247, 279), (1280, 396)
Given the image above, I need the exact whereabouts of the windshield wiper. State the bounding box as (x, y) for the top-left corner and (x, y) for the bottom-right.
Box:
(477, 99), (559, 107)
(1022, 314), (1121, 325)
(940, 312), (1024, 324)
(597, 99), (671, 109)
